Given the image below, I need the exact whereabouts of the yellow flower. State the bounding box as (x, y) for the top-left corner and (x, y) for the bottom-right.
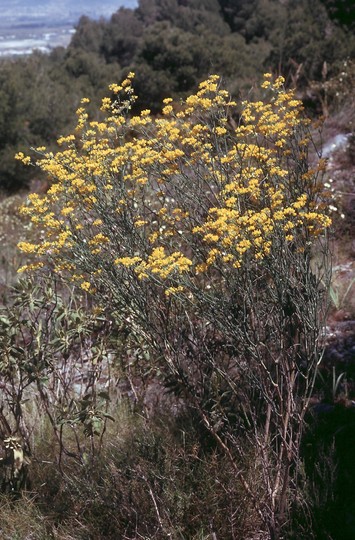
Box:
(89, 233), (110, 246)
(165, 285), (184, 297)
(215, 126), (227, 136)
(17, 241), (37, 253)
(15, 152), (31, 165)
(162, 105), (173, 115)
(108, 83), (122, 93)
(101, 97), (112, 111)
(80, 281), (91, 292)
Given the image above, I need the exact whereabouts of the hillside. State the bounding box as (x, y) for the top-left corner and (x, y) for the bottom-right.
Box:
(0, 1), (354, 539)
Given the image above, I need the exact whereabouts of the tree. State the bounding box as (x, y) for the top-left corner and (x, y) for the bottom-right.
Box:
(133, 19), (265, 110)
(70, 15), (106, 55)
(101, 8), (144, 65)
(267, 0), (355, 84)
(321, 0), (355, 29)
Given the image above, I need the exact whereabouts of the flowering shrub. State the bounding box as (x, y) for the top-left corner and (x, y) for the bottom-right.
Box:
(17, 73), (331, 538)
(17, 73), (330, 288)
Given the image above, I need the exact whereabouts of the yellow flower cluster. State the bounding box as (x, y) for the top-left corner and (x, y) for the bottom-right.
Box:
(135, 248), (192, 280)
(17, 73), (331, 292)
(15, 152), (31, 165)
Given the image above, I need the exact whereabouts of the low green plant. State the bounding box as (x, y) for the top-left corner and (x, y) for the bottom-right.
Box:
(0, 194), (28, 295)
(332, 367), (346, 401)
(328, 274), (355, 312)
(0, 275), (117, 469)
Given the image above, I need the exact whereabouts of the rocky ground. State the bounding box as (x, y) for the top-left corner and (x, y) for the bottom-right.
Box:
(320, 91), (355, 402)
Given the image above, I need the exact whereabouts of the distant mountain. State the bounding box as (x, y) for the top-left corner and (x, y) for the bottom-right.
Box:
(0, 0), (138, 58)
(0, 1), (138, 26)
